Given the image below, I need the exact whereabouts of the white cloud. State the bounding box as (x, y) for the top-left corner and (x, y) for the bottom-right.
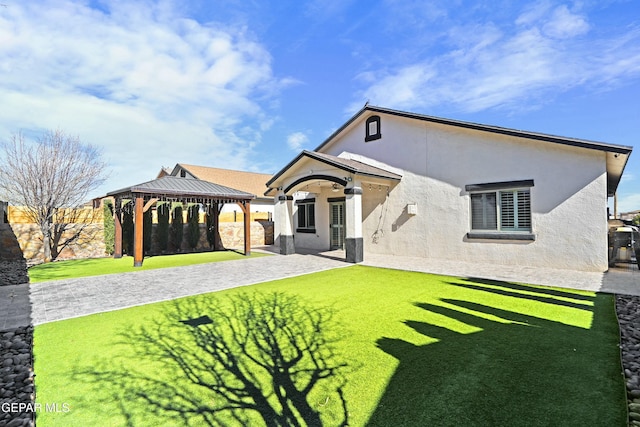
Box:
(287, 132), (309, 151)
(0, 0), (283, 196)
(615, 192), (640, 214)
(542, 5), (589, 39)
(351, 3), (640, 114)
(621, 172), (635, 184)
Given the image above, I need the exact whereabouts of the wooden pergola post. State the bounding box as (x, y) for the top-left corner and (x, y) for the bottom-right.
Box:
(238, 200), (251, 256)
(113, 199), (123, 259)
(133, 195), (144, 267)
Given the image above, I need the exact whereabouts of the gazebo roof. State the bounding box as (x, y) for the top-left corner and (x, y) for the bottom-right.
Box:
(107, 176), (255, 201)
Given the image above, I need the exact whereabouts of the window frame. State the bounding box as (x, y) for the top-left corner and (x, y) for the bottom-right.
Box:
(466, 180), (535, 241)
(365, 115), (382, 142)
(296, 198), (316, 233)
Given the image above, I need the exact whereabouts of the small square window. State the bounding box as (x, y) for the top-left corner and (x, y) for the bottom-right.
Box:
(365, 115), (381, 142)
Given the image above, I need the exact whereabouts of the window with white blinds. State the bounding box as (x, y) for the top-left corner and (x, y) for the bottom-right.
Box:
(471, 189), (531, 232)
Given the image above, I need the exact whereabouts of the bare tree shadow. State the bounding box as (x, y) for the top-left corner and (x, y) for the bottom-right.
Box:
(367, 279), (626, 427)
(74, 292), (352, 426)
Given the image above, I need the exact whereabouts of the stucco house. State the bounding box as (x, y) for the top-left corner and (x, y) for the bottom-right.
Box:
(265, 105), (632, 272)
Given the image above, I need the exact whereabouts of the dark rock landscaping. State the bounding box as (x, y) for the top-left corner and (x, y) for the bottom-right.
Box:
(0, 260), (29, 287)
(0, 325), (34, 427)
(617, 294), (640, 426)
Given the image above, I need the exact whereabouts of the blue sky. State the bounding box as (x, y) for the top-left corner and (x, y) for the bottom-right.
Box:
(0, 0), (639, 211)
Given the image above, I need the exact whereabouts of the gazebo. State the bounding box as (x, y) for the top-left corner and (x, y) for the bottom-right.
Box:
(107, 176), (255, 267)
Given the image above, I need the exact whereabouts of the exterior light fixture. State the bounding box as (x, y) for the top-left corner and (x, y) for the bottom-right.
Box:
(332, 183), (340, 192)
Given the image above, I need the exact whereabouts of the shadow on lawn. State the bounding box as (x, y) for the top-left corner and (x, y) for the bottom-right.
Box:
(74, 292), (351, 427)
(368, 278), (626, 427)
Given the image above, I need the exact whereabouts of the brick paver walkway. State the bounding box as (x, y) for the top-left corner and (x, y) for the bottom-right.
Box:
(3, 248), (639, 330)
(1, 252), (348, 329)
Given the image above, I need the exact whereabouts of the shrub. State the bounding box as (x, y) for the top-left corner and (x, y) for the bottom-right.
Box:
(187, 204), (200, 250)
(144, 208), (152, 254)
(206, 209), (214, 248)
(122, 202), (134, 255)
(103, 199), (115, 255)
(170, 205), (183, 252)
(157, 202), (170, 252)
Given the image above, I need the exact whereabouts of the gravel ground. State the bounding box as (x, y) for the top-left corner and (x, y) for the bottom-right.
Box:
(0, 326), (34, 427)
(0, 260), (29, 287)
(617, 294), (640, 425)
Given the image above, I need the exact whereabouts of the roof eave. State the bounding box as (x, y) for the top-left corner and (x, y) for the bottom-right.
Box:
(314, 104), (634, 156)
(607, 151), (632, 197)
(265, 150), (402, 193)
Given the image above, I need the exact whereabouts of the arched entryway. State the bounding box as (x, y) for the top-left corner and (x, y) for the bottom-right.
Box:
(266, 150), (401, 263)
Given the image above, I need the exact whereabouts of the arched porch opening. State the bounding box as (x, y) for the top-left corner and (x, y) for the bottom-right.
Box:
(266, 151), (402, 263)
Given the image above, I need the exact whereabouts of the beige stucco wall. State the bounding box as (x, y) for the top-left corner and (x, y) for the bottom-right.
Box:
(318, 113), (609, 272)
(290, 188), (335, 251)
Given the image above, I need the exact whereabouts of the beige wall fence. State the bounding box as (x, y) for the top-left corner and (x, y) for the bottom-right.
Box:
(6, 206), (270, 224)
(1, 203), (273, 263)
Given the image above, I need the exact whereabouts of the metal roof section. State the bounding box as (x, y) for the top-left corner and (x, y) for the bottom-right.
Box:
(108, 176), (255, 200)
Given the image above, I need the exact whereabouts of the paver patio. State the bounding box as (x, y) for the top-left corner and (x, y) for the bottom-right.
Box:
(2, 248), (639, 330)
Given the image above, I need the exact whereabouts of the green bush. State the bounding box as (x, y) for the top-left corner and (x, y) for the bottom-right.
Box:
(143, 208), (152, 254)
(206, 209), (214, 248)
(156, 202), (170, 252)
(103, 200), (115, 255)
(122, 202), (134, 255)
(170, 205), (183, 252)
(187, 204), (200, 250)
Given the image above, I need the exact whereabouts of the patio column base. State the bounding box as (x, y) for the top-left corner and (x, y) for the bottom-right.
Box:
(280, 235), (296, 255)
(346, 237), (363, 263)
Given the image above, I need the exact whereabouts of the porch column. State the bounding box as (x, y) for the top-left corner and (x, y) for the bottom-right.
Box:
(345, 182), (363, 263)
(237, 200), (251, 256)
(133, 195), (144, 267)
(113, 199), (123, 259)
(276, 191), (295, 255)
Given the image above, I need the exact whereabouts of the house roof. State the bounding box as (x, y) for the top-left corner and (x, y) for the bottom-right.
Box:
(313, 105), (633, 197)
(266, 150), (401, 192)
(107, 176), (254, 201)
(156, 167), (172, 178)
(172, 164), (273, 199)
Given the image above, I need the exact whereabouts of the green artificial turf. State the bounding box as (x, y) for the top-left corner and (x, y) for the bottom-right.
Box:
(33, 266), (627, 426)
(28, 251), (269, 283)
